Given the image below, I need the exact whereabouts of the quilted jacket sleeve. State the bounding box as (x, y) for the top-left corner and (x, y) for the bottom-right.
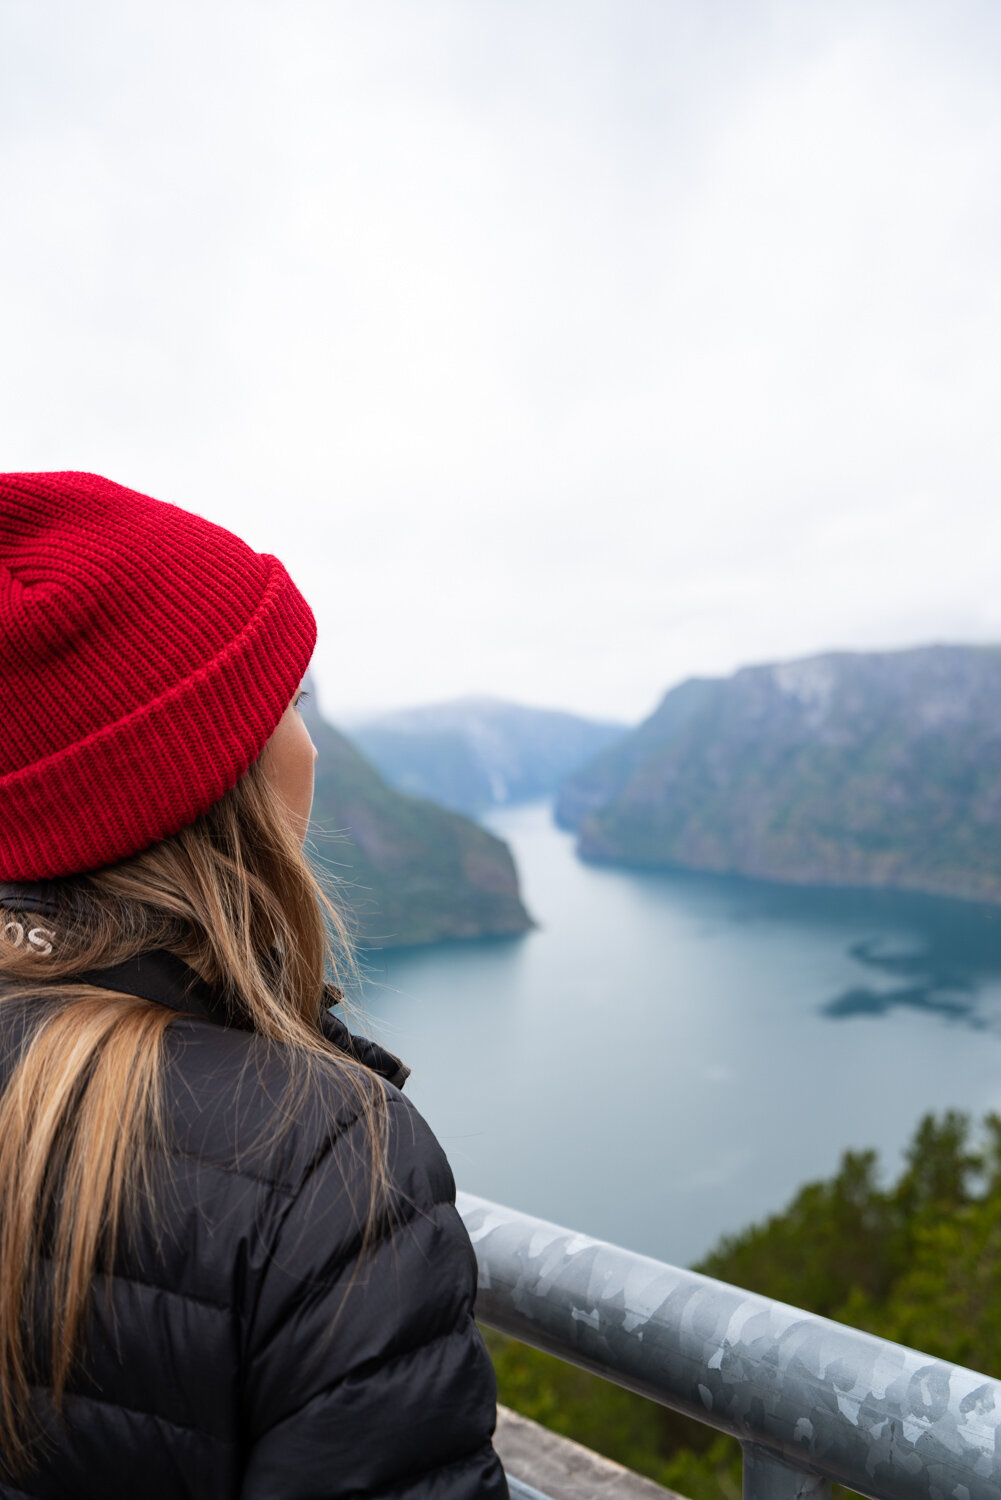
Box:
(239, 1088), (508, 1500)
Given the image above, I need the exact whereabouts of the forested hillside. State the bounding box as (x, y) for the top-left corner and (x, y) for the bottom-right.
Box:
(557, 646), (1001, 905)
(303, 695), (533, 946)
(489, 1110), (1001, 1498)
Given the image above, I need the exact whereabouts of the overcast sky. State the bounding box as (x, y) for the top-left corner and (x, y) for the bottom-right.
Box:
(2, 0), (1000, 724)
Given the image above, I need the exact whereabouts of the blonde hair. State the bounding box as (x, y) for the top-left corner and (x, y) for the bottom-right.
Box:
(0, 757), (386, 1473)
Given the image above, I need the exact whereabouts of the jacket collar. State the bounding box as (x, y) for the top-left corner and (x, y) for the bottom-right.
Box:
(81, 948), (227, 1024)
(0, 880), (63, 919)
(80, 949), (411, 1090)
(0, 907), (410, 1090)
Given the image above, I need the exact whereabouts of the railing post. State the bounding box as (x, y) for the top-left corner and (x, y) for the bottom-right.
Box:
(742, 1445), (831, 1500)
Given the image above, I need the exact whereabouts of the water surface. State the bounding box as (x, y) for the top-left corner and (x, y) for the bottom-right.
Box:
(360, 801), (1001, 1267)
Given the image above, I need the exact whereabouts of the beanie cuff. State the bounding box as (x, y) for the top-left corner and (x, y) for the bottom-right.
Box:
(0, 556), (316, 880)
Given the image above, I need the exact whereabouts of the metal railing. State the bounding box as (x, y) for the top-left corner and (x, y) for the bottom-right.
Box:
(457, 1193), (1001, 1500)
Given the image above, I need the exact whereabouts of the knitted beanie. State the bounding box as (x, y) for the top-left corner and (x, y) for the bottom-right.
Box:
(0, 472), (317, 881)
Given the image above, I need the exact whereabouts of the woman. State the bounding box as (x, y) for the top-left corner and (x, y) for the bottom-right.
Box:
(0, 471), (507, 1498)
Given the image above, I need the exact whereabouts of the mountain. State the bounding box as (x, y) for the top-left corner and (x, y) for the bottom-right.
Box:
(556, 645), (1001, 905)
(302, 696), (533, 947)
(346, 697), (629, 817)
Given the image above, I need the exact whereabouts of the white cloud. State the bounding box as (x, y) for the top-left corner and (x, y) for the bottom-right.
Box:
(2, 0), (999, 721)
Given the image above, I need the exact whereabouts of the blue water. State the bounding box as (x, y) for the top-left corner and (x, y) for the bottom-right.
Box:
(359, 801), (1001, 1267)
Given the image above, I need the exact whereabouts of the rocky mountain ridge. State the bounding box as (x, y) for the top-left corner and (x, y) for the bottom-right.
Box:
(556, 645), (1001, 904)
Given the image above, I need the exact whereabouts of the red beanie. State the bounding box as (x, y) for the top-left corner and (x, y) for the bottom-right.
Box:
(0, 472), (317, 880)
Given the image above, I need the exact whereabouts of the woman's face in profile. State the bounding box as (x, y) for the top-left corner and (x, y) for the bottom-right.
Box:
(261, 684), (317, 843)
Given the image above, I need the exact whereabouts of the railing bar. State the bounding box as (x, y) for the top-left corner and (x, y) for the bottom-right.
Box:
(460, 1192), (1001, 1500)
(505, 1476), (555, 1500)
(477, 1304), (741, 1429)
(743, 1443), (832, 1500)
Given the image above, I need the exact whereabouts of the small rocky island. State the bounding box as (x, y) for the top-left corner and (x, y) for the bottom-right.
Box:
(557, 644), (1001, 906)
(304, 698), (533, 947)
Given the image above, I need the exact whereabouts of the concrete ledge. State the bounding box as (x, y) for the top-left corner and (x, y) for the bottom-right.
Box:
(495, 1405), (685, 1500)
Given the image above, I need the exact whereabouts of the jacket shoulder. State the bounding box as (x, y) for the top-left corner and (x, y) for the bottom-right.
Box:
(158, 1012), (428, 1196)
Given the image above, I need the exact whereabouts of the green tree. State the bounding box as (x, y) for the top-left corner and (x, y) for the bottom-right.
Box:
(894, 1110), (980, 1220)
(489, 1111), (1001, 1496)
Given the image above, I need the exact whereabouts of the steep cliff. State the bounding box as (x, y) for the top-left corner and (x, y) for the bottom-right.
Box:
(557, 645), (1001, 904)
(304, 698), (533, 946)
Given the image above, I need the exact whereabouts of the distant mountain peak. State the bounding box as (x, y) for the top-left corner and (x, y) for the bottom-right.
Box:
(346, 697), (630, 818)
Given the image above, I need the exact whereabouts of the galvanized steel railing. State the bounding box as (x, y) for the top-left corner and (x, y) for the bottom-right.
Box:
(457, 1192), (1001, 1500)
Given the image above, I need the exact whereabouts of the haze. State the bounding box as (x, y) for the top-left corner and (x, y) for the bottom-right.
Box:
(2, 0), (999, 722)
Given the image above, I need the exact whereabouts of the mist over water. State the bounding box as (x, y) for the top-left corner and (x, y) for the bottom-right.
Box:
(360, 801), (1001, 1267)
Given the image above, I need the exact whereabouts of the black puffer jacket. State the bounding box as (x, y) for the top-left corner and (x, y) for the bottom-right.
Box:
(0, 949), (507, 1500)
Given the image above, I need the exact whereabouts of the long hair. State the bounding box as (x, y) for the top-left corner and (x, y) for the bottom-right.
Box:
(0, 756), (386, 1473)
